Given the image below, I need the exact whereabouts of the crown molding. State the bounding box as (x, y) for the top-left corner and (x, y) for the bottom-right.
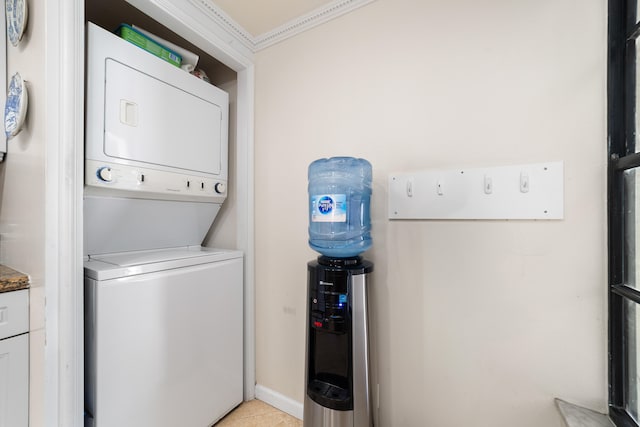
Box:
(190, 0), (377, 52)
(189, 0), (257, 52)
(254, 0), (376, 50)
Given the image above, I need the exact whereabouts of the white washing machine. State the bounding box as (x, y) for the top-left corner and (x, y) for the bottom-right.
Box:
(83, 23), (242, 427)
(84, 247), (243, 427)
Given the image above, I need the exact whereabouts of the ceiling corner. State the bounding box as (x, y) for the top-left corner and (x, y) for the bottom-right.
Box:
(193, 0), (377, 53)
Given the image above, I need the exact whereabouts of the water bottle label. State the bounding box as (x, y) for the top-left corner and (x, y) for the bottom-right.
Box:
(311, 194), (347, 222)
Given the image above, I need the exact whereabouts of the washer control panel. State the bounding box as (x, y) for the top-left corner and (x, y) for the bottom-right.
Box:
(85, 160), (227, 202)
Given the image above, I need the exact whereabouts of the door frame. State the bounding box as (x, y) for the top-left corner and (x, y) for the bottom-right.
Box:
(45, 1), (255, 425)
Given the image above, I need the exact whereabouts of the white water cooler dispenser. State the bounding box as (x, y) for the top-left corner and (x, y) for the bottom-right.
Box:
(304, 156), (374, 427)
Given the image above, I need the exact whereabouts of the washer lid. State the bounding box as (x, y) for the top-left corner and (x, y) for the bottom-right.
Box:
(84, 246), (243, 281)
(92, 247), (218, 266)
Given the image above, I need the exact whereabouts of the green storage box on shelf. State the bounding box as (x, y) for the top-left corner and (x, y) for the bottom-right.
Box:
(116, 24), (182, 67)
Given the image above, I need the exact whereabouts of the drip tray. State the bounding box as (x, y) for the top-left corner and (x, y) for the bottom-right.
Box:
(307, 379), (352, 411)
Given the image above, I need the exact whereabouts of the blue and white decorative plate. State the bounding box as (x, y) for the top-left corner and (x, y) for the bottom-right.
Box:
(5, 0), (27, 47)
(4, 73), (27, 138)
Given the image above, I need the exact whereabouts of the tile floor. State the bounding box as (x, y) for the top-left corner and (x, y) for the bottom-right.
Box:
(215, 399), (302, 427)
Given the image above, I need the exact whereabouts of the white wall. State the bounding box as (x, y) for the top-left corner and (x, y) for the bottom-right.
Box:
(0, 1), (46, 426)
(254, 0), (607, 425)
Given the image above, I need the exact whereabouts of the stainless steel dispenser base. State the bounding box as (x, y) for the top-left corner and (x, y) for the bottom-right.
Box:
(304, 258), (373, 427)
(304, 396), (354, 427)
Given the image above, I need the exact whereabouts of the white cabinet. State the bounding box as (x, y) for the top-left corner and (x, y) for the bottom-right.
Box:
(0, 289), (29, 427)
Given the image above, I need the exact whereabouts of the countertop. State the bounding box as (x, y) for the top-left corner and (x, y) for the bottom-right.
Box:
(0, 265), (29, 293)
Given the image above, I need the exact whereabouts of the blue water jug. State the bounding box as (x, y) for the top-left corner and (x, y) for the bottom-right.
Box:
(308, 157), (372, 258)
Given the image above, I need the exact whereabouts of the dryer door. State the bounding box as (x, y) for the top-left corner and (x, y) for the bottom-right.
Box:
(103, 58), (222, 175)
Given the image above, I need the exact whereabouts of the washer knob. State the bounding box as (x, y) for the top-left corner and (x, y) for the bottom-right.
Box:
(214, 182), (226, 194)
(97, 167), (113, 182)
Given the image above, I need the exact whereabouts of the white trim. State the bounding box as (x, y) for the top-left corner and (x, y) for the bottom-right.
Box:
(236, 65), (256, 400)
(44, 1), (85, 426)
(254, 0), (377, 50)
(188, 0), (255, 53)
(191, 0), (377, 52)
(255, 384), (304, 420)
(126, 0), (254, 67)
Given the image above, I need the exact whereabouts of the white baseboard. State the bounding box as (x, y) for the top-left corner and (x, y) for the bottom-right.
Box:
(255, 384), (304, 420)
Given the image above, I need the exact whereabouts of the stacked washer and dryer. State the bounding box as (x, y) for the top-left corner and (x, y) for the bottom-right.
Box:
(83, 23), (243, 427)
